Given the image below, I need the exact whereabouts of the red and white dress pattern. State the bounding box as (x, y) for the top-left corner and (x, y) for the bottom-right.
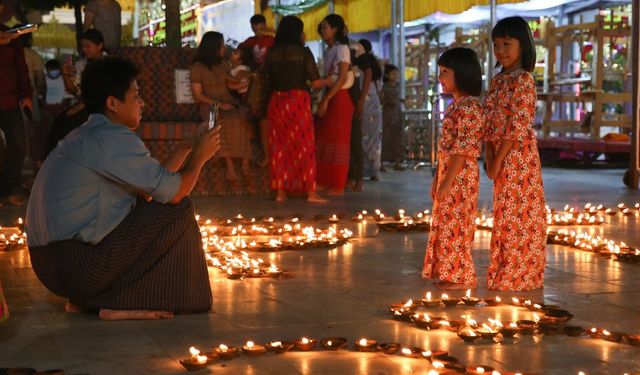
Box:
(422, 96), (483, 286)
(483, 69), (547, 291)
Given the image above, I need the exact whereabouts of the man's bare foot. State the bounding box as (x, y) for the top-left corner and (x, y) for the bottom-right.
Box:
(436, 281), (476, 290)
(307, 191), (328, 203)
(98, 309), (174, 320)
(275, 190), (287, 203)
(327, 188), (344, 196)
(65, 301), (83, 313)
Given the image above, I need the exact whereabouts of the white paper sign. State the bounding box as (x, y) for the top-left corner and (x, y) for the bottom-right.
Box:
(175, 69), (194, 103)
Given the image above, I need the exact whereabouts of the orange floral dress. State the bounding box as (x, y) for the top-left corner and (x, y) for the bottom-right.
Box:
(483, 69), (547, 291)
(422, 96), (483, 286)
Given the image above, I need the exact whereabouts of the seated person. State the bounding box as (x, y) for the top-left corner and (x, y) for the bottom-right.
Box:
(25, 57), (221, 321)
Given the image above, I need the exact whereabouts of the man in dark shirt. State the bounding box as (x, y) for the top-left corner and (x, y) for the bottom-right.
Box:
(0, 0), (34, 205)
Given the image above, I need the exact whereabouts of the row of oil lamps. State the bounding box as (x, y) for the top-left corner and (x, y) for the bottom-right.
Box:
(389, 290), (640, 347)
(181, 337), (523, 374)
(547, 229), (640, 263)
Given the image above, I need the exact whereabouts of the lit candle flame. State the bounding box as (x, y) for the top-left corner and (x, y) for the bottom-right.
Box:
(327, 340), (332, 346)
(496, 296), (502, 302)
(196, 355), (207, 364)
(465, 289), (471, 298)
(401, 348), (412, 355)
(426, 292), (432, 301)
(442, 293), (449, 300)
(271, 341), (282, 347)
(433, 361), (445, 369)
(246, 341), (254, 349)
(219, 344), (228, 351)
(358, 338), (368, 346)
(301, 337), (309, 344)
(476, 368), (485, 374)
(403, 299), (413, 307)
(189, 347), (200, 357)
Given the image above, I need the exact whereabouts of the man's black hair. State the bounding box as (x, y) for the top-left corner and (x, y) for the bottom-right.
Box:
(81, 57), (139, 114)
(437, 47), (482, 97)
(45, 59), (60, 69)
(250, 14), (266, 25)
(491, 16), (536, 72)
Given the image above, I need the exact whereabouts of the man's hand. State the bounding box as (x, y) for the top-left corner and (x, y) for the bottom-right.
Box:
(0, 31), (17, 45)
(193, 126), (221, 162)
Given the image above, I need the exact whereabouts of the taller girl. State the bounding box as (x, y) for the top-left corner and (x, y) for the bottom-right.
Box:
(484, 17), (547, 291)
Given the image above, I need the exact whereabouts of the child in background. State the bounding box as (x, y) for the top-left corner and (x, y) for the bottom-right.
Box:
(484, 17), (547, 291)
(422, 48), (484, 290)
(227, 47), (254, 98)
(380, 64), (405, 171)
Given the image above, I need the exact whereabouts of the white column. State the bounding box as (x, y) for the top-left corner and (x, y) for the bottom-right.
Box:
(391, 0), (397, 65)
(399, 0), (405, 100)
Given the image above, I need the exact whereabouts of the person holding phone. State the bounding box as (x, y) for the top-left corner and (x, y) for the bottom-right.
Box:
(26, 57), (221, 320)
(0, 0), (33, 206)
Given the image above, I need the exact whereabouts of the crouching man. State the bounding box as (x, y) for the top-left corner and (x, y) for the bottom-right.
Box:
(26, 57), (220, 320)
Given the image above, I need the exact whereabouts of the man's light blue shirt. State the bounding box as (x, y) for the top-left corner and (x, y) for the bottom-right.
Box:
(26, 114), (182, 246)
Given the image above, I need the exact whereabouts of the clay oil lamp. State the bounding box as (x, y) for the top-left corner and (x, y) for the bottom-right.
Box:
(394, 209), (406, 221)
(427, 316), (447, 329)
(248, 268), (263, 278)
(564, 326), (585, 337)
(421, 349), (449, 361)
(16, 218), (24, 232)
(293, 337), (317, 351)
(516, 319), (537, 335)
(458, 327), (481, 343)
(441, 293), (461, 307)
(214, 344), (241, 360)
(461, 289), (481, 306)
(588, 327), (603, 339)
(442, 319), (466, 332)
(328, 214), (340, 223)
(499, 322), (520, 338)
(475, 323), (500, 340)
(242, 341), (267, 357)
(541, 309), (573, 324)
(352, 212), (365, 222)
(466, 365), (495, 375)
(180, 346), (209, 371)
(319, 337), (347, 351)
(412, 312), (433, 329)
(432, 356), (465, 372)
(626, 334), (640, 346)
(421, 292), (442, 308)
(374, 209), (386, 222)
(605, 208), (616, 216)
(483, 296), (502, 307)
(354, 338), (378, 352)
(266, 264), (283, 278)
(265, 341), (294, 354)
(400, 346), (423, 358)
(226, 268), (243, 280)
(510, 297), (525, 307)
(601, 329), (624, 343)
(377, 343), (401, 354)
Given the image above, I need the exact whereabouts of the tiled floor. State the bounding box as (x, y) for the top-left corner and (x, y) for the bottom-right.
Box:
(1, 167), (640, 374)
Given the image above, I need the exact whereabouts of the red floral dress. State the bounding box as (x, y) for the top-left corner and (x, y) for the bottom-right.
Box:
(422, 96), (482, 286)
(483, 69), (547, 291)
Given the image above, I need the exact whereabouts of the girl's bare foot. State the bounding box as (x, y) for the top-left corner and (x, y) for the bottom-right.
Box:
(307, 191), (328, 203)
(226, 168), (238, 181)
(275, 190), (287, 203)
(327, 188), (344, 196)
(436, 281), (476, 290)
(98, 309), (174, 321)
(65, 301), (83, 313)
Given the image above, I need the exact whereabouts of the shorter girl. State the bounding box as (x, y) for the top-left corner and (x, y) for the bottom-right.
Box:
(380, 64), (405, 171)
(422, 48), (483, 290)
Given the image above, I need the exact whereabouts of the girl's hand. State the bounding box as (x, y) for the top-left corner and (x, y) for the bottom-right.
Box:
(355, 101), (364, 118)
(316, 98), (329, 117)
(436, 178), (453, 201)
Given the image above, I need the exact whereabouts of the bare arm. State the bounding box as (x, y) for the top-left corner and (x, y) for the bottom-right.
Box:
(490, 140), (515, 178)
(163, 145), (192, 173)
(83, 9), (96, 31)
(169, 128), (221, 204)
(317, 61), (349, 117)
(436, 154), (468, 200)
(357, 68), (372, 117)
(485, 141), (495, 178)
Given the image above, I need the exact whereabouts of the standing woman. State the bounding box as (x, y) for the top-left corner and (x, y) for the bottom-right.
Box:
(356, 38), (383, 181)
(484, 17), (547, 291)
(315, 14), (355, 195)
(264, 15), (327, 203)
(190, 31), (252, 183)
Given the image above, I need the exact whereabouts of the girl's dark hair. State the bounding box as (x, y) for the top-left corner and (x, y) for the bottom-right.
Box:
(236, 46), (254, 68)
(437, 47), (482, 97)
(383, 63), (399, 83)
(491, 16), (536, 72)
(194, 31), (224, 68)
(274, 15), (304, 47)
(319, 14), (348, 45)
(81, 29), (105, 46)
(81, 57), (139, 114)
(358, 38), (382, 82)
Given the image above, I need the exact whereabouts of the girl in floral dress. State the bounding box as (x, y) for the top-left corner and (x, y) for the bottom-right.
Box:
(422, 48), (483, 290)
(484, 17), (547, 291)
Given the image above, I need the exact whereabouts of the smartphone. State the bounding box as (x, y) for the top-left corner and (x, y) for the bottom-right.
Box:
(208, 104), (219, 130)
(6, 24), (38, 35)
